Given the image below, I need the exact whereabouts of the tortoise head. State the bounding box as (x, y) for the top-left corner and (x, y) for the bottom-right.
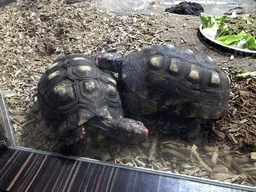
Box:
(96, 52), (124, 73)
(101, 118), (148, 144)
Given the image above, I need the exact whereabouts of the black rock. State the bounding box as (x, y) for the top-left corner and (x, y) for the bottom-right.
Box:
(165, 1), (204, 16)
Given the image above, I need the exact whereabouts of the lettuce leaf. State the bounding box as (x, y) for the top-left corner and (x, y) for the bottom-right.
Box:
(216, 31), (256, 49)
(200, 13), (256, 50)
(200, 13), (228, 29)
(241, 33), (256, 49)
(237, 71), (256, 78)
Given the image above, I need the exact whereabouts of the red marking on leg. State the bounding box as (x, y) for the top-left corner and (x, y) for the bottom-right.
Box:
(96, 55), (102, 61)
(144, 129), (149, 136)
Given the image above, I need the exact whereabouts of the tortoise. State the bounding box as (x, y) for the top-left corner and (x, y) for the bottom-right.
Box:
(37, 54), (148, 154)
(96, 44), (230, 142)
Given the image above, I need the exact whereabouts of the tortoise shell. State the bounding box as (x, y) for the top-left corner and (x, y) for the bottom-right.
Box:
(37, 54), (123, 135)
(117, 45), (230, 119)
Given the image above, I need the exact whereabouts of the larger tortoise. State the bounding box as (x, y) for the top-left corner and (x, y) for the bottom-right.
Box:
(37, 54), (148, 154)
(97, 44), (230, 141)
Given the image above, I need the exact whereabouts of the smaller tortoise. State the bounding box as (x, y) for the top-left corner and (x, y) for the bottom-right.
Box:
(37, 54), (148, 154)
(97, 45), (230, 141)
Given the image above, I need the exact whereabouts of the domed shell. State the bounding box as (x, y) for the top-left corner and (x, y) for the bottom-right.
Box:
(121, 45), (230, 119)
(38, 54), (123, 131)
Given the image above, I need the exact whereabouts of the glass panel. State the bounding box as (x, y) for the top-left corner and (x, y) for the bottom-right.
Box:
(1, 0), (256, 190)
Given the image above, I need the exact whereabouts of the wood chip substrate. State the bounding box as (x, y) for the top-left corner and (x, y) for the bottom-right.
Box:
(0, 0), (256, 187)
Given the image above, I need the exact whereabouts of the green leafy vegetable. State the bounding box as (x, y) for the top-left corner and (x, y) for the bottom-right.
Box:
(234, 68), (243, 74)
(200, 13), (228, 29)
(236, 71), (256, 78)
(200, 13), (256, 50)
(216, 31), (256, 49)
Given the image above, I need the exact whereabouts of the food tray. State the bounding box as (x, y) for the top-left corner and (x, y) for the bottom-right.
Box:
(199, 24), (256, 57)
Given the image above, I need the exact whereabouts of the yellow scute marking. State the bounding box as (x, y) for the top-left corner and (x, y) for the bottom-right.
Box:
(189, 69), (199, 80)
(211, 71), (220, 84)
(150, 57), (161, 68)
(48, 62), (58, 70)
(85, 81), (95, 90)
(79, 65), (91, 71)
(73, 57), (86, 61)
(169, 60), (178, 72)
(54, 83), (66, 94)
(108, 78), (116, 85)
(48, 71), (59, 79)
